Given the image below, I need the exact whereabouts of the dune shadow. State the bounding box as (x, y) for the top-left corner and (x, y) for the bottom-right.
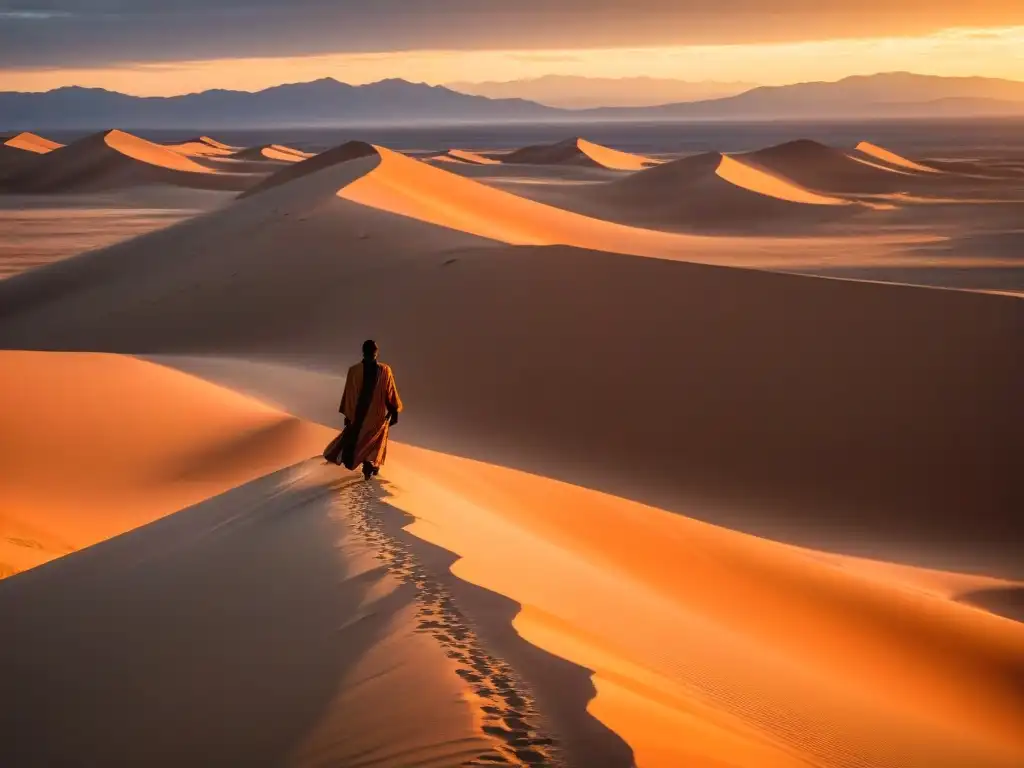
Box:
(0, 463), (393, 768)
(363, 479), (636, 768)
(958, 587), (1024, 624)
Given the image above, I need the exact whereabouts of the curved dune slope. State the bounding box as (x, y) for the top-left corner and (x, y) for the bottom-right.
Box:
(431, 149), (501, 165)
(239, 141), (378, 198)
(716, 155), (849, 205)
(519, 151), (863, 233)
(4, 129), (256, 193)
(855, 141), (942, 174)
(741, 139), (912, 194)
(503, 137), (659, 170)
(2, 131), (63, 154)
(230, 144), (314, 163)
(386, 445), (1024, 768)
(0, 351), (331, 577)
(165, 136), (238, 157)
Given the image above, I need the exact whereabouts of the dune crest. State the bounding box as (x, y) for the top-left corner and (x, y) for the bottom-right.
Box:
(0, 351), (332, 577)
(715, 154), (850, 205)
(165, 135), (238, 157)
(740, 139), (911, 194)
(385, 445), (1024, 768)
(432, 149), (501, 165)
(2, 131), (63, 154)
(230, 144), (314, 163)
(3, 129), (258, 192)
(503, 137), (659, 171)
(855, 141), (942, 174)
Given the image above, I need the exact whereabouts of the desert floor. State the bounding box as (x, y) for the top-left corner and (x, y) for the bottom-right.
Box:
(1, 126), (1021, 768)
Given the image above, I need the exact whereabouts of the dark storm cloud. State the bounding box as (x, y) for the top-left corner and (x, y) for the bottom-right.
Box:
(1, 0), (1023, 68)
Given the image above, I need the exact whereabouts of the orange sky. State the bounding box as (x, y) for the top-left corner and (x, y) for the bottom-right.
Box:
(2, 24), (1024, 94)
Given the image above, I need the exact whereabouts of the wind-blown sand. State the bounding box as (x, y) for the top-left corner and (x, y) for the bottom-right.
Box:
(503, 137), (660, 170)
(1, 133), (1022, 767)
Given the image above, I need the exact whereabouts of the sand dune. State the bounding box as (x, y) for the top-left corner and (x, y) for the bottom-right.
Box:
(430, 149), (502, 165)
(230, 143), (314, 163)
(2, 131), (63, 154)
(855, 141), (942, 173)
(1, 132), (1022, 767)
(238, 140), (378, 198)
(0, 351), (331, 577)
(503, 137), (659, 170)
(165, 135), (238, 157)
(0, 353), (533, 767)
(740, 139), (916, 195)
(2, 129), (257, 193)
(0, 154), (1017, 574)
(506, 150), (876, 233)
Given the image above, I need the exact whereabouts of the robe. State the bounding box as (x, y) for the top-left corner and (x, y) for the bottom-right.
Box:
(338, 360), (403, 470)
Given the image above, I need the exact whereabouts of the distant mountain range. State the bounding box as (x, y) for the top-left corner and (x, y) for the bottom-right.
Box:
(587, 73), (1024, 119)
(446, 76), (758, 108)
(0, 78), (558, 130)
(2, 73), (1023, 129)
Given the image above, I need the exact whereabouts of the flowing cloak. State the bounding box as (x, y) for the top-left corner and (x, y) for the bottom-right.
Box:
(338, 361), (403, 470)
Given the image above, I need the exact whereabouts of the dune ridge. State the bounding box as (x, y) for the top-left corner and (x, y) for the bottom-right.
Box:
(2, 129), (257, 192)
(2, 131), (63, 154)
(431, 149), (502, 165)
(165, 135), (238, 157)
(0, 351), (332, 577)
(739, 139), (915, 194)
(855, 141), (942, 174)
(230, 143), (314, 163)
(1, 127), (1022, 768)
(503, 137), (659, 171)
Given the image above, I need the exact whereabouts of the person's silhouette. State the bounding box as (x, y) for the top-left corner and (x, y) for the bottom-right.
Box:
(332, 340), (403, 479)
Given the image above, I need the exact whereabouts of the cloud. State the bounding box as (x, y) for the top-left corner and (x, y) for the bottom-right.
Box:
(2, 0), (1023, 68)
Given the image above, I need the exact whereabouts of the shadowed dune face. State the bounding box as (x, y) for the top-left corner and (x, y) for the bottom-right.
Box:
(3, 129), (258, 193)
(740, 139), (917, 195)
(0, 148), (1019, 576)
(165, 136), (238, 158)
(238, 140), (378, 198)
(510, 150), (875, 233)
(503, 137), (659, 171)
(0, 351), (332, 577)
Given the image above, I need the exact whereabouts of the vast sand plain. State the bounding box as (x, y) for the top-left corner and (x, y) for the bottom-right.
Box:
(0, 129), (1021, 767)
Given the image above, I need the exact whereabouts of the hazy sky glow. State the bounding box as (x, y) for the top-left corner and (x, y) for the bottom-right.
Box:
(1, 2), (1023, 94)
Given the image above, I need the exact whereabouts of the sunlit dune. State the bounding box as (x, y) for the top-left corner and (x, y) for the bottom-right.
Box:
(238, 140), (378, 198)
(230, 143), (314, 163)
(855, 141), (942, 174)
(503, 137), (660, 171)
(165, 136), (238, 158)
(0, 351), (332, 577)
(3, 129), (259, 192)
(2, 131), (63, 154)
(385, 444), (1024, 768)
(1, 123), (1022, 768)
(0, 353), (509, 766)
(740, 139), (914, 195)
(715, 154), (850, 205)
(506, 150), (882, 233)
(431, 149), (502, 165)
